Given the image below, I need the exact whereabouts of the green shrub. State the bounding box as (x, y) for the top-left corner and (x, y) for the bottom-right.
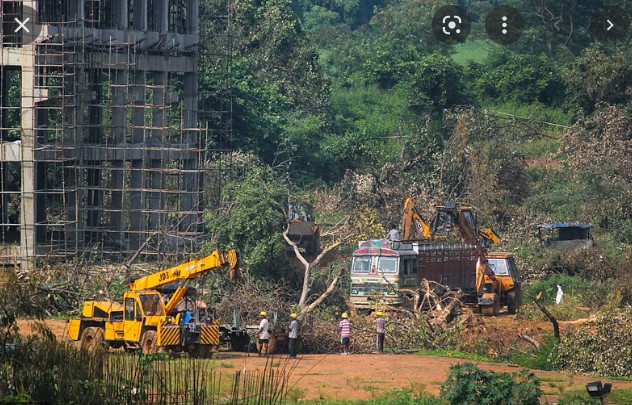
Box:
(550, 308), (632, 377)
(522, 274), (609, 309)
(440, 362), (542, 405)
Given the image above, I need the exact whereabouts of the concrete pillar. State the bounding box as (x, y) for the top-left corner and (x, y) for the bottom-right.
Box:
(135, 0), (148, 31)
(118, 0), (129, 29)
(148, 71), (166, 231)
(109, 70), (127, 245)
(189, 0), (199, 34)
(181, 72), (198, 231)
(130, 70), (146, 248)
(157, 0), (169, 33)
(20, 51), (36, 269)
(86, 70), (103, 233)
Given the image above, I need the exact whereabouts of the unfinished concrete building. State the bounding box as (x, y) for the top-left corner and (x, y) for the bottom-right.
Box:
(1, 0), (225, 269)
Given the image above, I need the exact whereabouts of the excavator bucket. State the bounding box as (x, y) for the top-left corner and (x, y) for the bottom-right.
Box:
(479, 227), (501, 245)
(227, 249), (240, 280)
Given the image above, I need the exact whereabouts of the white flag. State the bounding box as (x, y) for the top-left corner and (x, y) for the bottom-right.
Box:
(555, 285), (564, 305)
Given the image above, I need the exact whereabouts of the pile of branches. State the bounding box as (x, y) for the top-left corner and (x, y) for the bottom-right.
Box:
(211, 274), (297, 330)
(303, 310), (465, 354)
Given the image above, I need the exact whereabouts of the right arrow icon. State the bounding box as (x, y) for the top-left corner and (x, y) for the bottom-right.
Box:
(589, 6), (630, 43)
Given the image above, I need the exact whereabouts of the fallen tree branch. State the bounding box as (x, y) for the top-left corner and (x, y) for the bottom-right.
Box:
(518, 334), (540, 350)
(535, 291), (560, 341)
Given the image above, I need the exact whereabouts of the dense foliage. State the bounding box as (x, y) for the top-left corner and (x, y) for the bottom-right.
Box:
(440, 363), (542, 405)
(551, 309), (632, 377)
(196, 1), (632, 376)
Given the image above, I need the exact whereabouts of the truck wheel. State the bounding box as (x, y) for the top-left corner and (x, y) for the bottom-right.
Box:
(256, 336), (277, 355)
(481, 306), (494, 316)
(80, 327), (104, 352)
(140, 330), (158, 354)
(507, 291), (517, 315)
(493, 294), (501, 316)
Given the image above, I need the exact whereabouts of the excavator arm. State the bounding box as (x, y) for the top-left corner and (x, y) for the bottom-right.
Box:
(402, 198), (433, 240)
(128, 248), (240, 291)
(432, 202), (498, 300)
(433, 202), (483, 256)
(479, 227), (501, 246)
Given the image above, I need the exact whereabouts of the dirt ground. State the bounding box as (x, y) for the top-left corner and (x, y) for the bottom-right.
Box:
(15, 317), (632, 403)
(214, 352), (630, 403)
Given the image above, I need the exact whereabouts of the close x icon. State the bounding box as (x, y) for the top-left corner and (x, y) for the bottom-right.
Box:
(1, 3), (42, 46)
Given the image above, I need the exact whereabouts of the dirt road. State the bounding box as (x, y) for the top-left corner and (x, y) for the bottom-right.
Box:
(213, 351), (629, 403)
(16, 318), (629, 403)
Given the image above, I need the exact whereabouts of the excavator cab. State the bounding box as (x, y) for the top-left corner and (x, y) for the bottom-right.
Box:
(286, 203), (321, 255)
(431, 202), (478, 241)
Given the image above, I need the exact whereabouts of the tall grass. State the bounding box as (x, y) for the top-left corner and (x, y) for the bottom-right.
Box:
(0, 328), (291, 404)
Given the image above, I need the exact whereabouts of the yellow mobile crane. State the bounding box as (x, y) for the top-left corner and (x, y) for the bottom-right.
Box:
(67, 249), (239, 357)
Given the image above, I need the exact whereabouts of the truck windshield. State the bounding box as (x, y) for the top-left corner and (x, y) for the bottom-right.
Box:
(377, 257), (398, 273)
(488, 258), (509, 276)
(352, 256), (372, 273)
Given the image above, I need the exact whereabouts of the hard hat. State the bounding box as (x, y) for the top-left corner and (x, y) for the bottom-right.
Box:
(290, 313), (297, 318)
(376, 311), (383, 316)
(260, 311), (267, 316)
(341, 312), (348, 318)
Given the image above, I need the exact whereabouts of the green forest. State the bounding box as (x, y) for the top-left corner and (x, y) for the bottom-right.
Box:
(199, 0), (631, 275)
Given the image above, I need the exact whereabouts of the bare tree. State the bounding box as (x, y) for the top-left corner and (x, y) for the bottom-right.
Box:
(283, 216), (352, 316)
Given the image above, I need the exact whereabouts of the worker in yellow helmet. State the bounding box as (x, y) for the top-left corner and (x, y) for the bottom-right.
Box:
(288, 313), (299, 359)
(257, 311), (270, 357)
(339, 312), (352, 355)
(373, 311), (385, 354)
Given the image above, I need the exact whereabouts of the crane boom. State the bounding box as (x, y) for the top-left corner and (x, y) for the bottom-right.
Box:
(128, 248), (239, 291)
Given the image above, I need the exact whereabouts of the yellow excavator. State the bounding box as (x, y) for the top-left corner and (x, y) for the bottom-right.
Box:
(402, 197), (501, 247)
(67, 249), (239, 357)
(402, 197), (433, 240)
(431, 202), (520, 315)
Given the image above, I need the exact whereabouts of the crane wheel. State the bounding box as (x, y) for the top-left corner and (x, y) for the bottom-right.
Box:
(140, 330), (158, 354)
(80, 327), (105, 352)
(256, 336), (277, 355)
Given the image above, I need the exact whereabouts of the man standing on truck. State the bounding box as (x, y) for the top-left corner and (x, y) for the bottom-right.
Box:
(373, 311), (385, 354)
(339, 312), (352, 355)
(258, 311), (270, 356)
(288, 313), (299, 359)
(386, 224), (400, 241)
